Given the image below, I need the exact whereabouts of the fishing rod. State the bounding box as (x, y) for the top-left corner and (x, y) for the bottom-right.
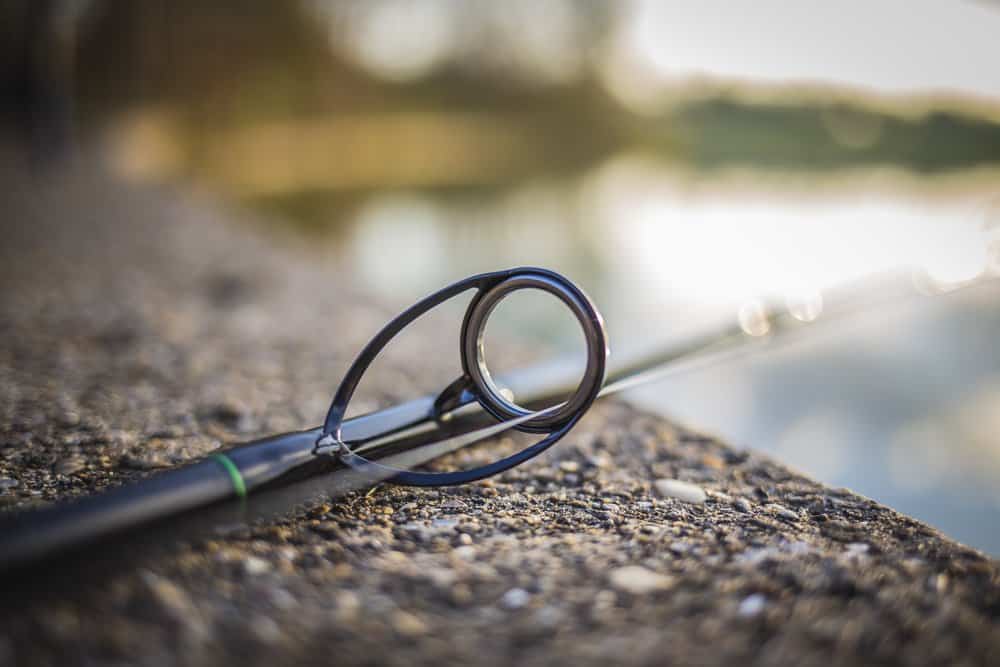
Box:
(0, 266), (992, 572)
(0, 268), (606, 571)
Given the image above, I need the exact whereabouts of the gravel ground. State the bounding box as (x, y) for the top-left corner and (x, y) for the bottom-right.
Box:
(1, 155), (998, 666)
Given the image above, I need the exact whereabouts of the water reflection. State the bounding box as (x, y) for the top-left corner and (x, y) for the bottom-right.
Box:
(351, 195), (451, 294)
(331, 160), (998, 341)
(889, 379), (1000, 501)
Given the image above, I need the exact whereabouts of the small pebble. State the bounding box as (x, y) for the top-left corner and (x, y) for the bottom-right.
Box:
(733, 498), (753, 513)
(768, 505), (799, 522)
(500, 588), (530, 610)
(268, 588), (297, 610)
(244, 557), (271, 575)
(424, 567), (457, 588)
(141, 573), (206, 639)
(453, 545), (477, 560)
(738, 593), (766, 617)
(54, 457), (86, 475)
(654, 479), (706, 505)
(391, 610), (428, 637)
(845, 542), (870, 556)
(333, 591), (360, 623)
(669, 541), (690, 554)
(534, 605), (563, 628)
(450, 584), (473, 606)
(609, 566), (673, 595)
(249, 616), (283, 644)
(559, 460), (580, 473)
(709, 490), (733, 503)
(144, 574), (189, 615)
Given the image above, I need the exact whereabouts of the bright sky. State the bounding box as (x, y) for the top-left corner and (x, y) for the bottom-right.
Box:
(614, 0), (1000, 101)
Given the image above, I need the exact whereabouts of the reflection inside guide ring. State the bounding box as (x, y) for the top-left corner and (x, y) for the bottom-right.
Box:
(315, 267), (608, 487)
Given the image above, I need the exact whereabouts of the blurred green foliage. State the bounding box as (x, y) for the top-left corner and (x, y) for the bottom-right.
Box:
(9, 0), (996, 216)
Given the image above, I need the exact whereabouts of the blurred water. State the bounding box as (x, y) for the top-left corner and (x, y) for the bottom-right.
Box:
(261, 159), (1000, 554)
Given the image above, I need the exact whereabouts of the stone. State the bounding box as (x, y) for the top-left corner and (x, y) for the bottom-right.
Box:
(452, 545), (477, 561)
(559, 460), (580, 473)
(654, 479), (707, 504)
(768, 504), (800, 522)
(609, 566), (674, 595)
(249, 616), (284, 644)
(391, 610), (428, 637)
(143, 573), (194, 622)
(54, 457), (86, 475)
(333, 591), (360, 623)
(141, 572), (209, 640)
(268, 588), (297, 610)
(500, 588), (530, 610)
(431, 518), (458, 531)
(845, 542), (870, 555)
(738, 593), (766, 617)
(244, 556), (271, 575)
(733, 497), (753, 513)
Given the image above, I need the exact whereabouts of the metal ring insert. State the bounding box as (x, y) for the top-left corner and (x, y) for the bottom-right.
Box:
(460, 270), (607, 433)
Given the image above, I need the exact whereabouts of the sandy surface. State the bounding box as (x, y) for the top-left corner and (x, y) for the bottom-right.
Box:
(1, 156), (998, 666)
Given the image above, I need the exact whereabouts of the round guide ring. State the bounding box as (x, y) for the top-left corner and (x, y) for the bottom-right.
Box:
(318, 267), (608, 486)
(460, 272), (607, 433)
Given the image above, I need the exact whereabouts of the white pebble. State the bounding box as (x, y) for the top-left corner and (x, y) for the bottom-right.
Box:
(243, 556), (271, 575)
(845, 542), (870, 555)
(500, 588), (530, 610)
(654, 479), (707, 504)
(609, 566), (673, 595)
(768, 504), (799, 521)
(738, 593), (766, 617)
(452, 545), (477, 561)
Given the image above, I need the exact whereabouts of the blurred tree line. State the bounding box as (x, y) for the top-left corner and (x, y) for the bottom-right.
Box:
(2, 1), (998, 188)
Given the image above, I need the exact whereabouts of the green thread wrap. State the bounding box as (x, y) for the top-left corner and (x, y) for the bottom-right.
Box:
(211, 453), (247, 499)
